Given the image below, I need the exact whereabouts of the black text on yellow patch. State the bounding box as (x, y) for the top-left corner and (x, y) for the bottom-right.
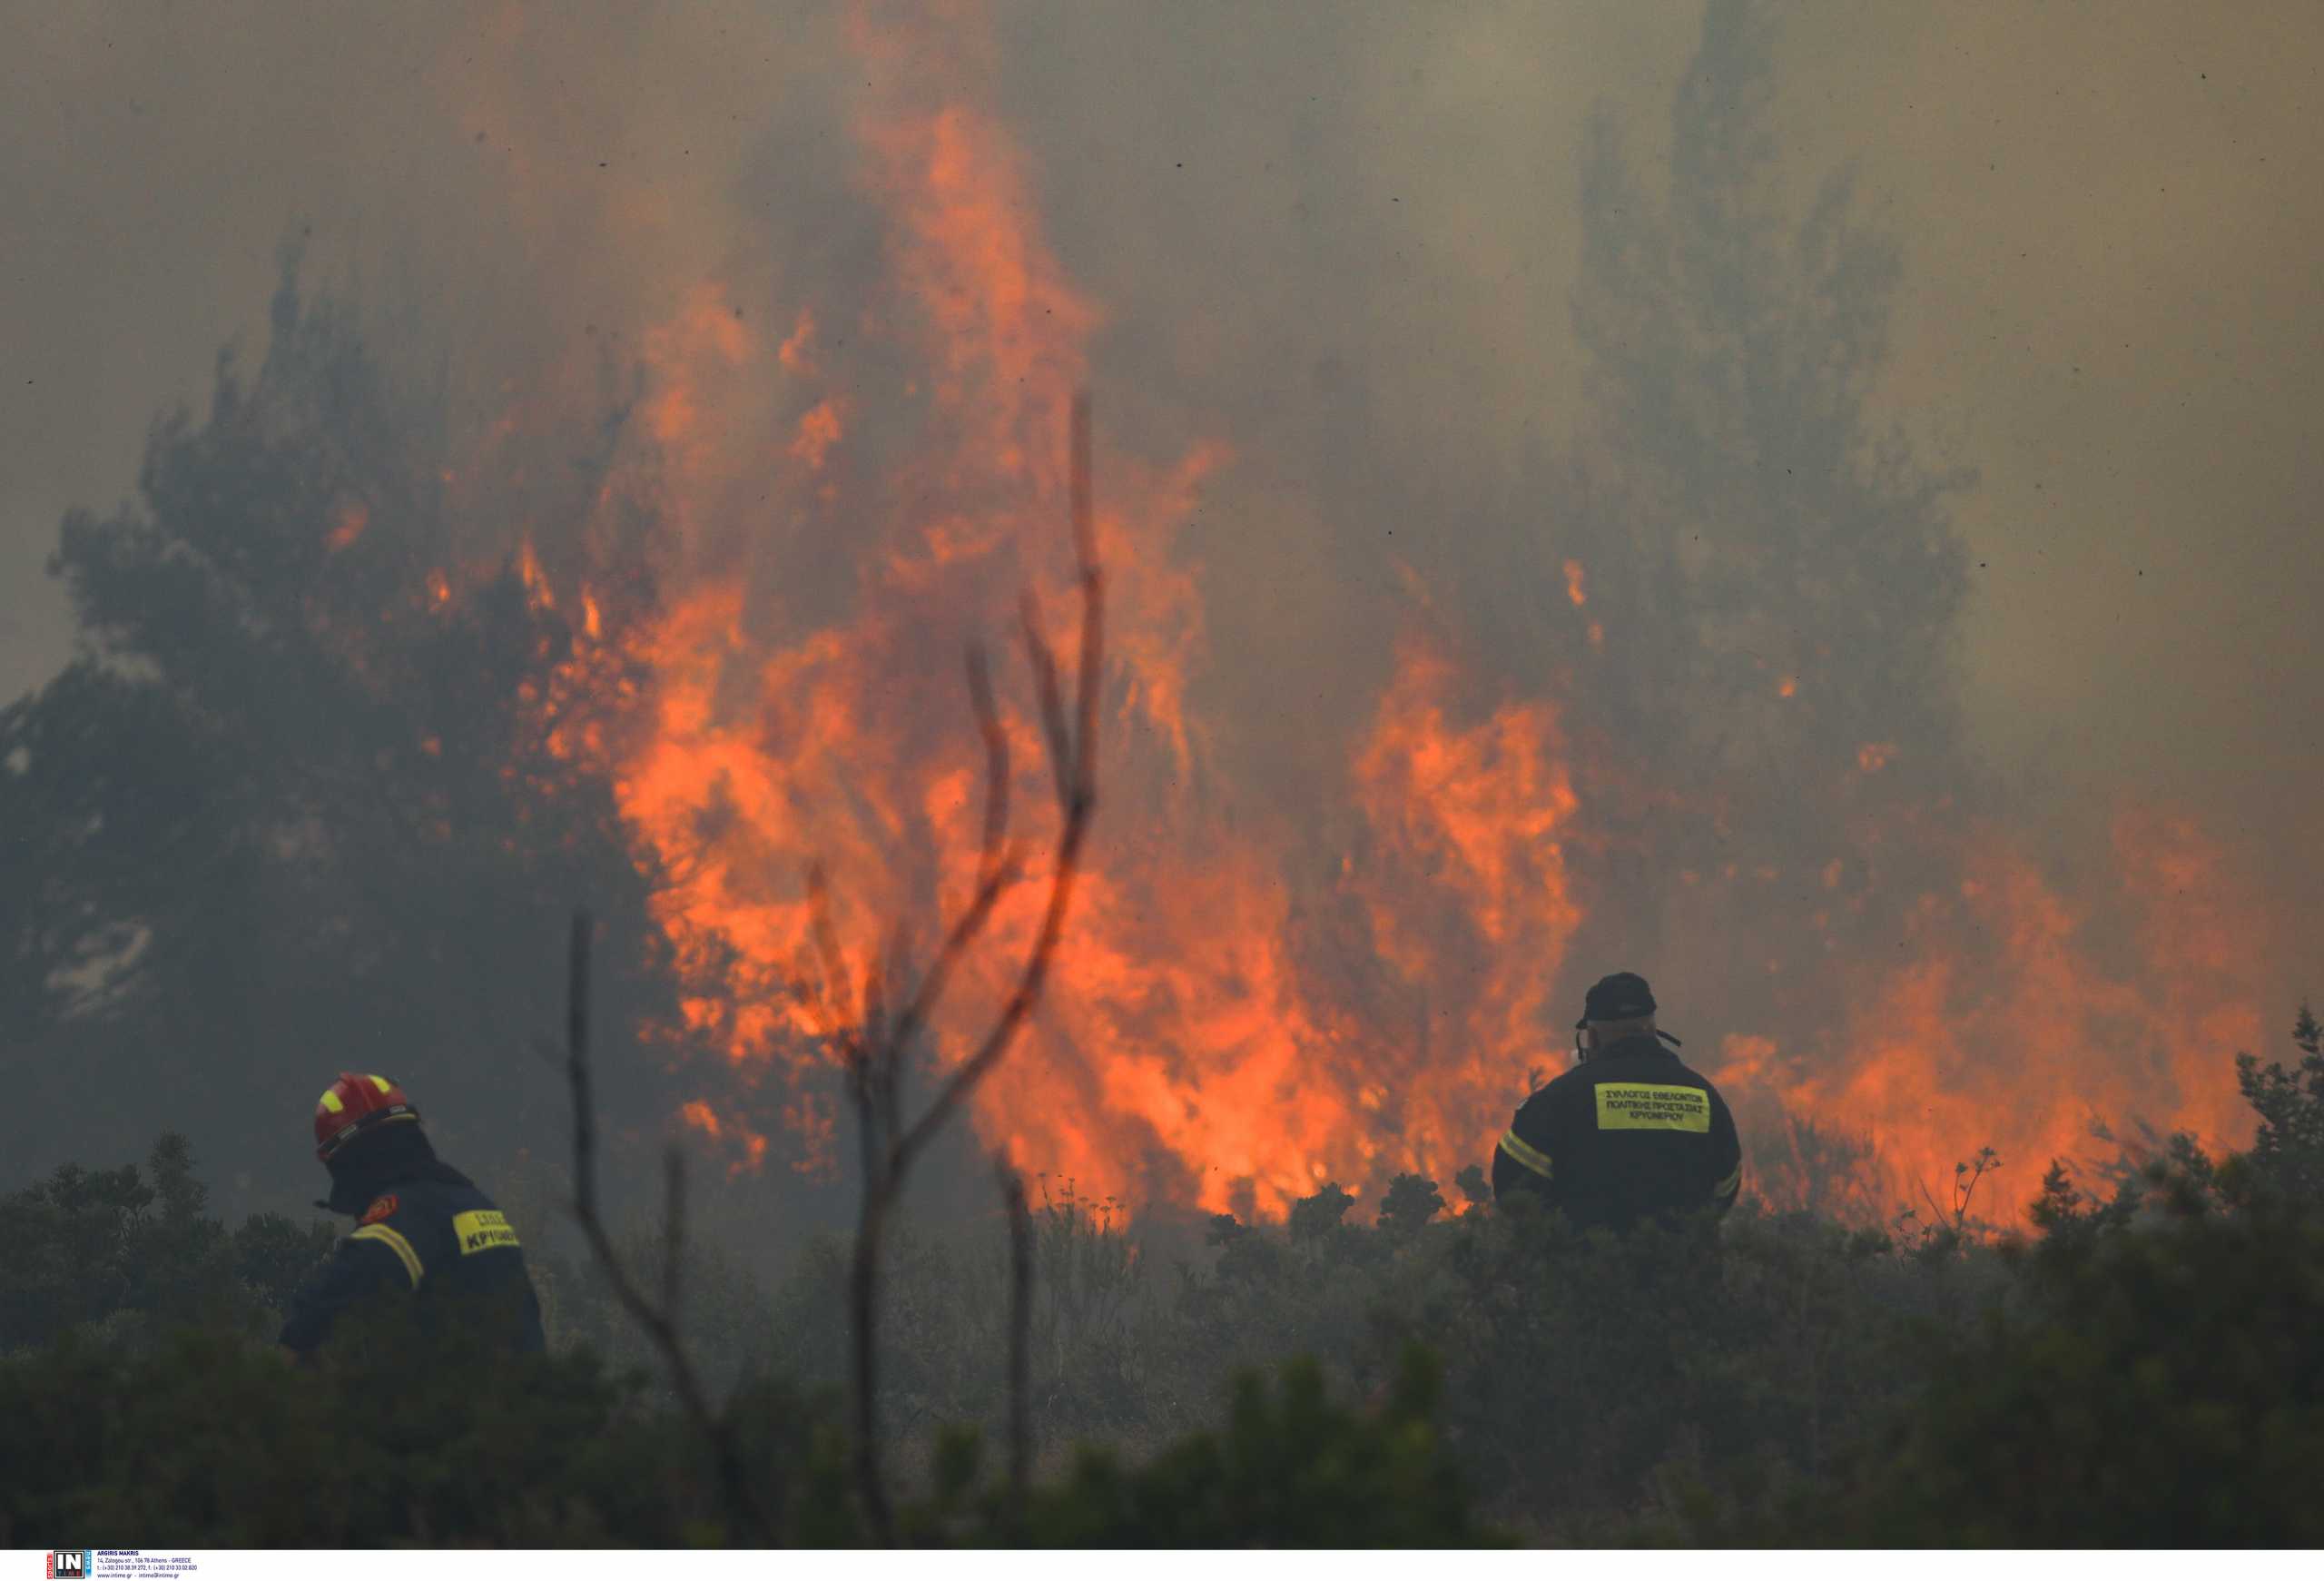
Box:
(1594, 1082), (1711, 1132)
(452, 1209), (520, 1255)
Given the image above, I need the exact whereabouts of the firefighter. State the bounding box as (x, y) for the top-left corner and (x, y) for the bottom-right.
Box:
(279, 1072), (547, 1358)
(1492, 972), (1743, 1230)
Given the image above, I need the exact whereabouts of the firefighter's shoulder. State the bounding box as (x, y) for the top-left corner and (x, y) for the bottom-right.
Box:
(1524, 1061), (1601, 1113)
(413, 1176), (527, 1258)
(1508, 1080), (1554, 1128)
(1508, 1066), (1589, 1147)
(344, 1194), (428, 1289)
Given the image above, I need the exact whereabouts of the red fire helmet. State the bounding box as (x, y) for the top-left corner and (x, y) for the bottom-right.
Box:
(312, 1072), (421, 1162)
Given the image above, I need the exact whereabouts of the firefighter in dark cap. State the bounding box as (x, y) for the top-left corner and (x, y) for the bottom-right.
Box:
(1492, 972), (1743, 1230)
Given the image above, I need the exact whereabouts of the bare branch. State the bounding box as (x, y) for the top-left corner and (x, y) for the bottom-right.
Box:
(849, 1168), (894, 1539)
(885, 855), (1023, 1068)
(836, 391), (1104, 1544)
(1068, 390), (1103, 820)
(1917, 1179), (1949, 1232)
(661, 1141), (686, 1324)
(1069, 391), (1096, 578)
(998, 1156), (1033, 1523)
(891, 399), (1104, 1179)
(965, 641), (1010, 892)
(849, 1043), (880, 1188)
(889, 815), (1088, 1180)
(1019, 588), (1074, 809)
(862, 943), (890, 1073)
(1955, 1148), (1999, 1228)
(881, 1064), (904, 1178)
(805, 862), (859, 1039)
(562, 909), (773, 1542)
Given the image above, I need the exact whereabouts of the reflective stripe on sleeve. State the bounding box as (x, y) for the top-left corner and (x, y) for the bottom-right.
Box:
(1498, 1129), (1555, 1181)
(351, 1222), (424, 1288)
(1713, 1161), (1742, 1200)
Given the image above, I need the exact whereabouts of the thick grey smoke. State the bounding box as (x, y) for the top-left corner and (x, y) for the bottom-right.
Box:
(4, 1), (2317, 1217)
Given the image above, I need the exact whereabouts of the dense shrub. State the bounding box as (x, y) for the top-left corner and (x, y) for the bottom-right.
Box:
(1663, 1011), (2324, 1546)
(0, 1305), (1490, 1546)
(1836, 1173), (2324, 1545)
(4, 1013), (2320, 1546)
(2237, 1003), (2324, 1205)
(0, 1133), (335, 1352)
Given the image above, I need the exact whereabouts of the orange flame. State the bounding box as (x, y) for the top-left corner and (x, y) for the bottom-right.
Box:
(777, 308), (818, 372)
(326, 499), (370, 552)
(1711, 812), (2261, 1218)
(789, 398), (846, 471)
(450, 0), (2275, 1229)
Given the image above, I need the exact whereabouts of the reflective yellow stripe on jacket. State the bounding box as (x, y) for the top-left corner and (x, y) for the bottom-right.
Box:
(350, 1223), (424, 1288)
(1498, 1128), (1555, 1181)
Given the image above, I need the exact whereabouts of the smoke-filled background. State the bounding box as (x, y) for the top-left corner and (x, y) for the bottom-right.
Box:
(3, 0), (2317, 1235)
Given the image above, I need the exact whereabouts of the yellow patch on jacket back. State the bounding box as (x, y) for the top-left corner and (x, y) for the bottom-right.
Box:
(1594, 1083), (1711, 1132)
(453, 1209), (520, 1255)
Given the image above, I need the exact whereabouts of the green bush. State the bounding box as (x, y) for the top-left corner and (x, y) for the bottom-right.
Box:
(1792, 1165), (2324, 1546)
(0, 1133), (333, 1352)
(1669, 1011), (2324, 1547)
(758, 1172), (2004, 1538)
(1377, 1173), (1448, 1232)
(993, 1348), (1494, 1546)
(2238, 1003), (2324, 1205)
(0, 1317), (765, 1546)
(5, 1011), (2320, 1546)
(0, 1306), (1491, 1546)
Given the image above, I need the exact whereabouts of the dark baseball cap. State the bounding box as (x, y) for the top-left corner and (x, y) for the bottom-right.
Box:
(1575, 971), (1657, 1028)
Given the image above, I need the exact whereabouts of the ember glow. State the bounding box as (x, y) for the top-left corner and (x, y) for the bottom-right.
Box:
(463, 2), (2272, 1225)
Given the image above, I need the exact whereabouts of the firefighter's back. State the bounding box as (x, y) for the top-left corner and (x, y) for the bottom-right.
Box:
(368, 1172), (547, 1352)
(1497, 1033), (1743, 1233)
(284, 1074), (547, 1359)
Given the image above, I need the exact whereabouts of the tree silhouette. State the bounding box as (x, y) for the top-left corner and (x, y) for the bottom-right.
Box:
(1536, 0), (1981, 1043)
(1, 253), (675, 1191)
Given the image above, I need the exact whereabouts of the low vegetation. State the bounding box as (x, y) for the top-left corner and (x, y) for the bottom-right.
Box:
(1, 1012), (2317, 1546)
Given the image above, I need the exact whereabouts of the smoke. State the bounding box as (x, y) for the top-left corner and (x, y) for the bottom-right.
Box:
(3, 1), (2316, 1219)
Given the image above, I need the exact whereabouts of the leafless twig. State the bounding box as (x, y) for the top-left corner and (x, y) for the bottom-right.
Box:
(836, 392), (1102, 1541)
(1953, 1146), (2000, 1228)
(563, 908), (773, 1542)
(998, 1155), (1033, 1523)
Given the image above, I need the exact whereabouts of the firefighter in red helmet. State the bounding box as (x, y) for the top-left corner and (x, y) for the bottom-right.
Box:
(279, 1072), (546, 1357)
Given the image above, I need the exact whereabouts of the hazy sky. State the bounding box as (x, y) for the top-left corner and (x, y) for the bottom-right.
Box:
(5, 1), (2318, 974)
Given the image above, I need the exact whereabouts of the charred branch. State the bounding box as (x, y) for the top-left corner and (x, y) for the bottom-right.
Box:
(833, 391), (1103, 1543)
(561, 907), (773, 1543)
(999, 1155), (1033, 1523)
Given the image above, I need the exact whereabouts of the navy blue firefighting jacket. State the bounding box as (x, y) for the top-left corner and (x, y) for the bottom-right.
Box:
(280, 1153), (546, 1356)
(1491, 1034), (1743, 1231)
